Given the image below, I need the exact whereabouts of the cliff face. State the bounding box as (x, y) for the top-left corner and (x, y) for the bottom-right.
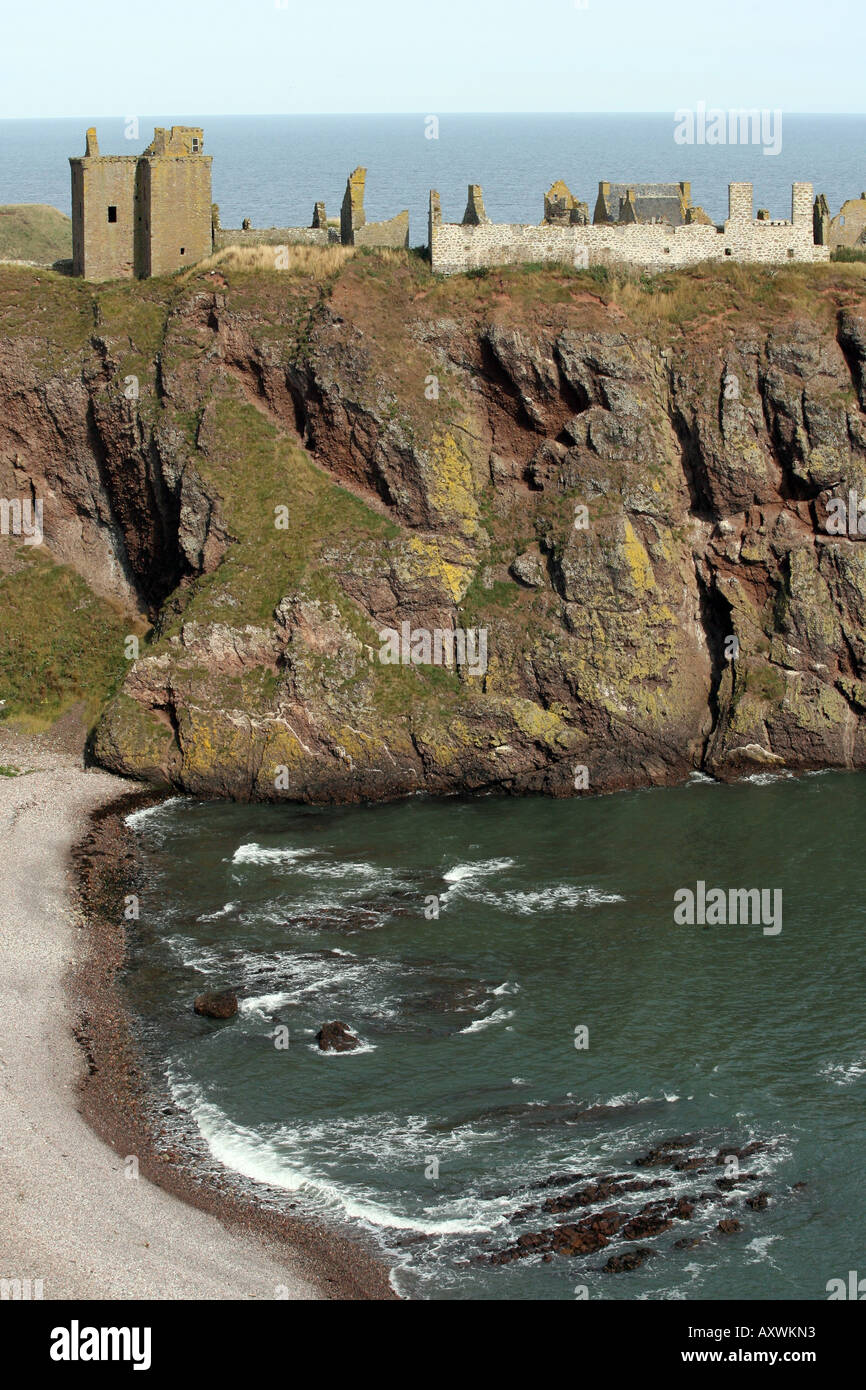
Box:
(2, 255), (866, 800)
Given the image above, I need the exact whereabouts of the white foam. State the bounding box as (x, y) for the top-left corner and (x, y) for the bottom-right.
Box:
(197, 902), (238, 922)
(586, 1090), (680, 1109)
(310, 1037), (377, 1057)
(168, 1079), (491, 1234)
(124, 796), (186, 827)
(239, 991), (295, 1016)
(686, 771), (716, 785)
(297, 860), (383, 880)
(745, 1235), (780, 1268)
(459, 1007), (514, 1035)
(443, 857), (515, 885)
(231, 843), (317, 865)
(819, 1056), (866, 1086)
(486, 885), (624, 913)
(741, 771), (794, 786)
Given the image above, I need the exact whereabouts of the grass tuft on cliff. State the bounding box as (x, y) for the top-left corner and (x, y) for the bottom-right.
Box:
(189, 243), (357, 280)
(0, 550), (130, 731)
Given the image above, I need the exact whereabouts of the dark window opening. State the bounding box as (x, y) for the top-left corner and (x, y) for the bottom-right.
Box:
(107, 205), (117, 223)
(724, 247), (732, 256)
(787, 248), (794, 258)
(180, 247), (185, 256)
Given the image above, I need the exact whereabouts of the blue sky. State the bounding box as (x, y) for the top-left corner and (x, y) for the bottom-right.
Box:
(0, 0), (861, 118)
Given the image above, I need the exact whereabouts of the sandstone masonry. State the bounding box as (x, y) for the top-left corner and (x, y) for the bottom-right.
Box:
(70, 126), (212, 281)
(71, 131), (409, 278)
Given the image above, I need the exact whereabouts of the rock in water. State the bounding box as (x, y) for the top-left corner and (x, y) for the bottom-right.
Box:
(316, 1020), (360, 1052)
(717, 1218), (742, 1235)
(194, 990), (238, 1019)
(604, 1248), (654, 1273)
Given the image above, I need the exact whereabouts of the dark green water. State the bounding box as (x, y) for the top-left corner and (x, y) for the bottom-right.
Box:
(122, 771), (866, 1300)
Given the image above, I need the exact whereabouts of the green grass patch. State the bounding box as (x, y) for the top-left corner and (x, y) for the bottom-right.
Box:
(0, 204), (72, 266)
(0, 551), (130, 728)
(159, 394), (397, 634)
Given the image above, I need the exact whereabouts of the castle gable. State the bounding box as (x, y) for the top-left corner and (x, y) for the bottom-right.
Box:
(143, 127), (205, 157)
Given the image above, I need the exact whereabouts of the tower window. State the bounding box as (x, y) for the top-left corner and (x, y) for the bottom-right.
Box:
(180, 247), (185, 256)
(107, 205), (117, 223)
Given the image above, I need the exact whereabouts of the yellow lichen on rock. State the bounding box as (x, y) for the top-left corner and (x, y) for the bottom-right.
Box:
(621, 519), (656, 592)
(423, 426), (480, 538)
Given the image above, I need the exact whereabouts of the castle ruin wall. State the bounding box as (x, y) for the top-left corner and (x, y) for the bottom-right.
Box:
(213, 226), (337, 251)
(430, 186), (829, 276)
(352, 210), (410, 250)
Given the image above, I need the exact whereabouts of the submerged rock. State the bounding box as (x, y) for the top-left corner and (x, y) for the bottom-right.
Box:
(621, 1210), (674, 1241)
(486, 1135), (776, 1270)
(746, 1191), (771, 1211)
(194, 990), (238, 1019)
(316, 1020), (360, 1052)
(634, 1136), (696, 1167)
(604, 1247), (654, 1273)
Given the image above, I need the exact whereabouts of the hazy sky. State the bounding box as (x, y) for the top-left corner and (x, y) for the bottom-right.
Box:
(1, 0), (862, 119)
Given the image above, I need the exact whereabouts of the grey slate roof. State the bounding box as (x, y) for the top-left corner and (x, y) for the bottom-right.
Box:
(597, 182), (687, 226)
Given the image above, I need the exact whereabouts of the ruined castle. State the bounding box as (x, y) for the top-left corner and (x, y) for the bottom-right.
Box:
(70, 125), (833, 282)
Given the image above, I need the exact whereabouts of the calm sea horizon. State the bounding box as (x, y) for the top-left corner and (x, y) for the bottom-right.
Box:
(2, 113), (865, 246)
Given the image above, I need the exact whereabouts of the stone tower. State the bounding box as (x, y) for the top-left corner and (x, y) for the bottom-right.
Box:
(791, 182), (813, 226)
(70, 126), (213, 281)
(728, 182), (754, 222)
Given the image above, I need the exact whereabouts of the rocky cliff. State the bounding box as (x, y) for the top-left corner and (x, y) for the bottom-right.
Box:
(2, 252), (866, 800)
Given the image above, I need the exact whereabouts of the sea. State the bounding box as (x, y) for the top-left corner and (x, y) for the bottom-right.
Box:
(2, 113), (866, 241)
(121, 770), (866, 1300)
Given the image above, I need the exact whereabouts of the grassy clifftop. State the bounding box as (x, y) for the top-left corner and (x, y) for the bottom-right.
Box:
(0, 204), (72, 266)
